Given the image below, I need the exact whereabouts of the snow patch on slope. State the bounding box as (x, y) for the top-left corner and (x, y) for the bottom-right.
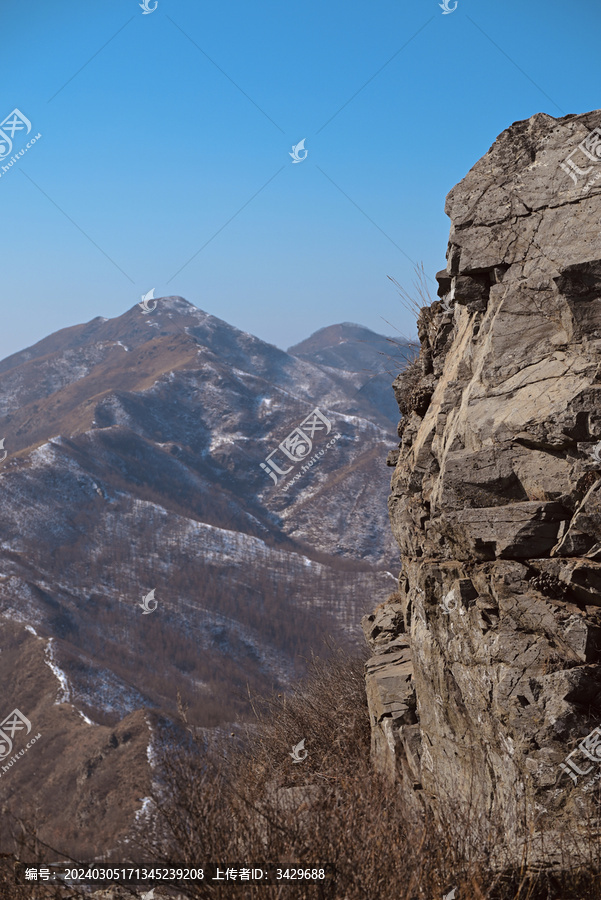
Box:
(44, 638), (70, 703)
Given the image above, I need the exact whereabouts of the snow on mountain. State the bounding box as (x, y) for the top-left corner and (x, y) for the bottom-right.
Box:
(0, 298), (402, 728)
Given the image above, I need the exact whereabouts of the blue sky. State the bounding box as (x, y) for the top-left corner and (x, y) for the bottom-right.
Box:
(0, 0), (596, 360)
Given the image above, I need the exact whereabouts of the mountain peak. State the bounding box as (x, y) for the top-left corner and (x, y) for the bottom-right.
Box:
(131, 295), (205, 317)
(138, 295), (195, 312)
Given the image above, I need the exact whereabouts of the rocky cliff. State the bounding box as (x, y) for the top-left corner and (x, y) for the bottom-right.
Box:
(364, 108), (601, 863)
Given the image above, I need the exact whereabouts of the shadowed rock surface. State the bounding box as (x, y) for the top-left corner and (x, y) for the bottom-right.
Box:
(365, 108), (601, 863)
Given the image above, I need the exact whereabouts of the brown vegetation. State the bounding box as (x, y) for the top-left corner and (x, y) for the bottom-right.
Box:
(6, 649), (601, 897)
(47, 544), (368, 727)
(127, 649), (601, 900)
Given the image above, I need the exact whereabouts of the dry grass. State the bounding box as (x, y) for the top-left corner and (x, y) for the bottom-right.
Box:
(6, 652), (601, 898)
(128, 649), (601, 900)
(368, 261), (440, 382)
(0, 819), (87, 900)
(388, 262), (436, 325)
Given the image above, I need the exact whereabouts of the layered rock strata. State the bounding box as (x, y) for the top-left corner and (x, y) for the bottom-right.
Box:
(365, 108), (601, 861)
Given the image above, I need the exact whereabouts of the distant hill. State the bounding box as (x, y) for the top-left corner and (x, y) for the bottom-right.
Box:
(0, 297), (406, 856)
(288, 322), (417, 424)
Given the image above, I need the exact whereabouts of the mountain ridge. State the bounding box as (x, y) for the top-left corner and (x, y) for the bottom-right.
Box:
(0, 297), (404, 856)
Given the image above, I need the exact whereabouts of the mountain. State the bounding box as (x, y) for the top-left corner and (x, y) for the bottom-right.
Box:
(288, 322), (417, 425)
(0, 298), (402, 856)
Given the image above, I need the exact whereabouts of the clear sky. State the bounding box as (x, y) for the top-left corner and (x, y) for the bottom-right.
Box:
(0, 0), (596, 361)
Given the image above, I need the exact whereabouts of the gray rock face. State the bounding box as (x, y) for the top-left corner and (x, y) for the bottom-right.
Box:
(366, 109), (601, 861)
